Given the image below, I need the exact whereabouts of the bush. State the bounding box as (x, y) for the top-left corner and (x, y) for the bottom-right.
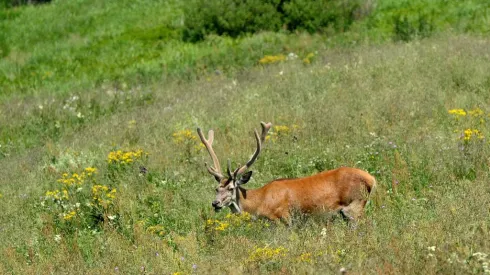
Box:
(183, 0), (283, 42)
(183, 0), (364, 42)
(0, 0), (50, 8)
(366, 0), (490, 42)
(283, 0), (362, 33)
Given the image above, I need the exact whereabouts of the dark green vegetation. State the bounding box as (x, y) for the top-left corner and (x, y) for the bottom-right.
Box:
(1, 0), (490, 274)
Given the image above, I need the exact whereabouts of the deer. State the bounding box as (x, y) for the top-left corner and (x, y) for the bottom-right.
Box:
(196, 122), (376, 222)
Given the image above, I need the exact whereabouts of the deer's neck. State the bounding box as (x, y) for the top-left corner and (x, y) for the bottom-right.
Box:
(236, 187), (262, 215)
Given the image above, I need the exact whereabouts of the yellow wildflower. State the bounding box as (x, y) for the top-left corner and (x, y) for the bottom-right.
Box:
(147, 225), (165, 236)
(57, 171), (85, 186)
(303, 53), (315, 65)
(462, 129), (484, 141)
(248, 246), (287, 262)
(468, 107), (484, 117)
(46, 190), (62, 200)
(92, 185), (116, 207)
(63, 211), (76, 220)
(215, 221), (230, 231)
(172, 129), (198, 144)
(448, 109), (467, 116)
(84, 167), (97, 176)
(274, 125), (290, 135)
(106, 189), (116, 199)
(107, 149), (146, 165)
(297, 252), (313, 263)
(259, 54), (286, 65)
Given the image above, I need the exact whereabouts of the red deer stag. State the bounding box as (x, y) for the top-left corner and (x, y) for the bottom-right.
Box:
(197, 122), (376, 221)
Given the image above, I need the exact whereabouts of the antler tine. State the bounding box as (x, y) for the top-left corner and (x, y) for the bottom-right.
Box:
(234, 122), (272, 176)
(259, 121), (272, 143)
(227, 159), (233, 179)
(197, 127), (224, 180)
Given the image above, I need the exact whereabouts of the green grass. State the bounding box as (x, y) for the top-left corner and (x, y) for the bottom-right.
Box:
(1, 34), (490, 273)
(1, 0), (490, 274)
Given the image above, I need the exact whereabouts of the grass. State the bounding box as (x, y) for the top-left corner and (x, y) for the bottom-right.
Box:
(1, 0), (490, 273)
(1, 34), (490, 273)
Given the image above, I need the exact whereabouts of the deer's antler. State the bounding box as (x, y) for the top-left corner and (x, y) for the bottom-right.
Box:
(197, 128), (224, 180)
(233, 122), (272, 177)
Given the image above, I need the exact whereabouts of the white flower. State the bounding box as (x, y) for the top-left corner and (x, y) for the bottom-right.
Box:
(287, 52), (298, 60)
(427, 246), (436, 251)
(473, 252), (488, 261)
(320, 227), (327, 238)
(75, 203), (81, 208)
(54, 234), (62, 243)
(108, 215), (116, 221)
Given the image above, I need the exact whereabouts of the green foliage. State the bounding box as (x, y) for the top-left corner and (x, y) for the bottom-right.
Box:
(183, 0), (283, 42)
(366, 0), (490, 41)
(283, 0), (362, 33)
(0, 0), (50, 8)
(183, 0), (363, 41)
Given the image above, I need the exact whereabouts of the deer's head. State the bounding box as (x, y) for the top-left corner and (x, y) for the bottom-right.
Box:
(197, 122), (272, 213)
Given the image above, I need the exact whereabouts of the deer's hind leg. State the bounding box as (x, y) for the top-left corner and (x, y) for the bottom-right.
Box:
(340, 199), (367, 222)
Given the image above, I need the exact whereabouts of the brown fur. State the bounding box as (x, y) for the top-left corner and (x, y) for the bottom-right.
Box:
(237, 167), (376, 221)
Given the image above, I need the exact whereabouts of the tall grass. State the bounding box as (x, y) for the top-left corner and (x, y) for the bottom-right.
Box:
(1, 34), (490, 273)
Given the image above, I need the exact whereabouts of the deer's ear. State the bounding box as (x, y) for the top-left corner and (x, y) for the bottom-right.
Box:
(237, 171), (253, 185)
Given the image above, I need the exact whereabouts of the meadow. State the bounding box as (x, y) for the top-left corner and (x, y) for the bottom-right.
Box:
(1, 0), (490, 274)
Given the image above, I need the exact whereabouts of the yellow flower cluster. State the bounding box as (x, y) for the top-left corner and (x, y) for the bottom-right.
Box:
(247, 246), (287, 262)
(147, 224), (165, 236)
(63, 210), (76, 220)
(206, 212), (265, 232)
(84, 167), (97, 176)
(449, 107), (486, 118)
(462, 129), (484, 141)
(297, 252), (313, 263)
(265, 124), (299, 142)
(207, 218), (230, 231)
(107, 149), (145, 165)
(45, 189), (69, 201)
(448, 109), (467, 116)
(56, 167), (97, 186)
(259, 54), (286, 65)
(172, 129), (197, 143)
(303, 53), (315, 64)
(468, 107), (484, 117)
(172, 129), (204, 153)
(57, 173), (83, 186)
(225, 212), (252, 225)
(92, 185), (116, 207)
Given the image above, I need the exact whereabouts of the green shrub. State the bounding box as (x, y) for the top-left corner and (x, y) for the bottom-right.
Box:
(366, 0), (490, 42)
(183, 0), (283, 42)
(0, 0), (50, 8)
(283, 0), (362, 33)
(183, 0), (364, 42)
